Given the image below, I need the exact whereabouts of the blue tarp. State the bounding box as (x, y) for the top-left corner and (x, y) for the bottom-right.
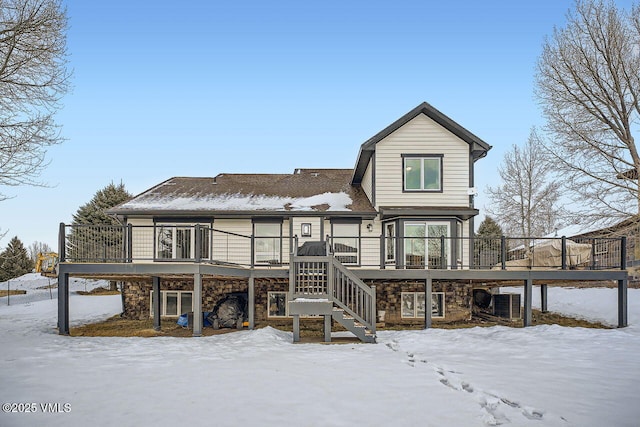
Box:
(177, 312), (213, 328)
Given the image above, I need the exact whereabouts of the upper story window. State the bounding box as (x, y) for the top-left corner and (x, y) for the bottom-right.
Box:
(403, 154), (443, 192)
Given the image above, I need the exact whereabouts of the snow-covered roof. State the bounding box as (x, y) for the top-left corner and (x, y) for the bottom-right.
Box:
(110, 169), (376, 216)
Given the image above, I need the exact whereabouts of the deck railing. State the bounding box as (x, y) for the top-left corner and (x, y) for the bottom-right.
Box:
(58, 223), (627, 271)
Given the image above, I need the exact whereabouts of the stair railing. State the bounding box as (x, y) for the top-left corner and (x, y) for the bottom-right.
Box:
(290, 237), (376, 333)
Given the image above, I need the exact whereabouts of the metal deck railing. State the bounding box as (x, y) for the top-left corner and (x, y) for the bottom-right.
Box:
(58, 223), (628, 271)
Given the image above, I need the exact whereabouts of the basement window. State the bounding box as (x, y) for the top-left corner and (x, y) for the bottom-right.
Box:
(401, 292), (445, 318)
(268, 291), (288, 318)
(150, 290), (193, 317)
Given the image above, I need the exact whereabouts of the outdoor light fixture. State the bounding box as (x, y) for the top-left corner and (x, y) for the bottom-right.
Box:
(367, 223), (374, 232)
(301, 223), (312, 237)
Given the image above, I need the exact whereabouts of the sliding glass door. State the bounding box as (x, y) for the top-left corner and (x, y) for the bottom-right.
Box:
(404, 222), (450, 269)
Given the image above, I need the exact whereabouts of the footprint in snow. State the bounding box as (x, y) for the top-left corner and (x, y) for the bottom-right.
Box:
(439, 378), (457, 390)
(500, 398), (520, 408)
(385, 341), (399, 352)
(462, 382), (474, 393)
(522, 407), (544, 420)
(479, 396), (510, 426)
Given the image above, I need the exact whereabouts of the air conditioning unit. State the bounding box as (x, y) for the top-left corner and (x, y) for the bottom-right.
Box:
(493, 294), (521, 319)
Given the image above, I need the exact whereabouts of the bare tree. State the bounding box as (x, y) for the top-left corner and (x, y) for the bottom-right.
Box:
(536, 0), (640, 224)
(0, 0), (70, 202)
(27, 240), (52, 263)
(486, 129), (563, 239)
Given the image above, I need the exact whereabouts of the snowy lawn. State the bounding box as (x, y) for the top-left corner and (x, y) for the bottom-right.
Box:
(0, 280), (639, 427)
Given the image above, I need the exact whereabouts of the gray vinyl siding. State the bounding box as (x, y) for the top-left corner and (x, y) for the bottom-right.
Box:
(374, 114), (470, 208)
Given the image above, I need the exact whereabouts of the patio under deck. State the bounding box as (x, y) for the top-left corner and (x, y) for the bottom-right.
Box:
(56, 261), (629, 336)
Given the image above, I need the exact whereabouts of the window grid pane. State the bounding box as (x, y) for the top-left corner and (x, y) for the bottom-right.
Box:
(423, 158), (440, 190)
(165, 292), (178, 316)
(180, 292), (193, 315)
(401, 293), (415, 318)
(255, 223), (281, 264)
(268, 292), (287, 317)
(404, 158), (421, 190)
(176, 228), (191, 259)
(157, 227), (173, 259)
(333, 223), (359, 265)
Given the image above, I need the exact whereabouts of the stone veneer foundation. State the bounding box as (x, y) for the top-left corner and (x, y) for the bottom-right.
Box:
(122, 278), (473, 325)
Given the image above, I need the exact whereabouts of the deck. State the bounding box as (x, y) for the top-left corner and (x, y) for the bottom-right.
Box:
(55, 223), (630, 336)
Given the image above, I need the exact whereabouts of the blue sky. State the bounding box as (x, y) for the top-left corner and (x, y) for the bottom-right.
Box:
(1, 0), (635, 249)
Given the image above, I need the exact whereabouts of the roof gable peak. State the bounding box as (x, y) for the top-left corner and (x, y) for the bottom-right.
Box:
(352, 102), (492, 184)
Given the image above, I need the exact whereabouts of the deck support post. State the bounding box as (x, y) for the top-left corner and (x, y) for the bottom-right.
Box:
(540, 284), (548, 313)
(152, 276), (161, 331)
(424, 277), (432, 329)
(248, 274), (255, 330)
(618, 237), (628, 328)
(57, 269), (69, 335)
(193, 272), (202, 337)
(618, 279), (628, 328)
(523, 278), (533, 327)
(292, 315), (300, 342)
(324, 315), (332, 342)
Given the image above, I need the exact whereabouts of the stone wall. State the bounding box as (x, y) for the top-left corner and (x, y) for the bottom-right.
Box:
(365, 279), (473, 325)
(122, 277), (289, 321)
(122, 278), (248, 320)
(122, 277), (473, 326)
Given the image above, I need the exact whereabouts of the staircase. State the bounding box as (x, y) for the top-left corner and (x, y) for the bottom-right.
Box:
(288, 242), (376, 343)
(331, 307), (376, 343)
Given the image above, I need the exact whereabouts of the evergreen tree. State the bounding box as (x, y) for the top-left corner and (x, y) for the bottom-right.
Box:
(73, 182), (132, 226)
(0, 236), (34, 281)
(476, 217), (503, 238)
(67, 183), (132, 262)
(474, 217), (504, 269)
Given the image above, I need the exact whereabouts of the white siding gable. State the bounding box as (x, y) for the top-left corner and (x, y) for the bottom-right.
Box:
(361, 159), (373, 204)
(374, 113), (470, 208)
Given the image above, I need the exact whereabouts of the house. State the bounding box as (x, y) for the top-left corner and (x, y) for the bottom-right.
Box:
(567, 216), (639, 280)
(56, 102), (629, 342)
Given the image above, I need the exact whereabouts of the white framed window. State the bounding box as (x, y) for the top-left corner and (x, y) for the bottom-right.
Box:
(254, 223), (282, 264)
(403, 155), (443, 192)
(155, 224), (210, 260)
(150, 290), (194, 317)
(267, 291), (288, 318)
(332, 223), (359, 265)
(401, 292), (445, 318)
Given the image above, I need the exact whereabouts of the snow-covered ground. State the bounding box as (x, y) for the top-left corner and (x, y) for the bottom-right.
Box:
(0, 273), (109, 305)
(0, 278), (639, 427)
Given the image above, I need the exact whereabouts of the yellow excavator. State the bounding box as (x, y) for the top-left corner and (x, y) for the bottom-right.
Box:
(35, 252), (59, 277)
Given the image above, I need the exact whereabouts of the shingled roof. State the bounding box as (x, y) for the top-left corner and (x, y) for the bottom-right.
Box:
(110, 169), (376, 217)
